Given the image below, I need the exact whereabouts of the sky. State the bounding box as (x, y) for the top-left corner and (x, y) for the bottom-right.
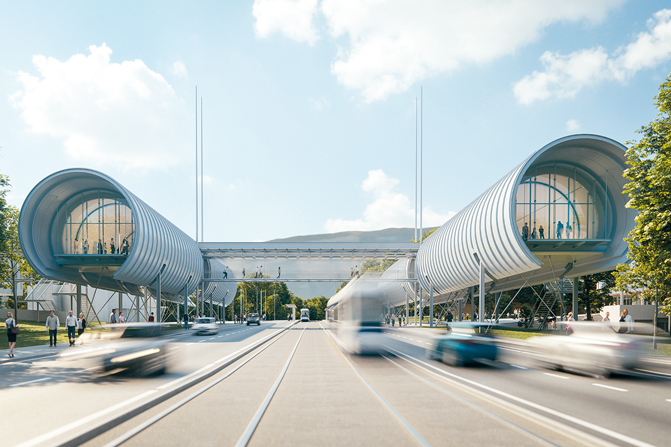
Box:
(2, 0), (671, 243)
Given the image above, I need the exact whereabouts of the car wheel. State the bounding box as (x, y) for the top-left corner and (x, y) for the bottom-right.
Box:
(442, 349), (462, 367)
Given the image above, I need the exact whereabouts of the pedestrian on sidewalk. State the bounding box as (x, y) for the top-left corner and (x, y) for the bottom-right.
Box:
(6, 311), (18, 358)
(148, 312), (155, 322)
(66, 310), (77, 347)
(45, 311), (60, 347)
(77, 313), (86, 338)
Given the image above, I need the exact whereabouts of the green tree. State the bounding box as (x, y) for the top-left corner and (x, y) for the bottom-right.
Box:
(411, 227), (437, 243)
(360, 258), (396, 274)
(615, 72), (671, 313)
(0, 174), (8, 254)
(580, 272), (616, 320)
(0, 206), (39, 313)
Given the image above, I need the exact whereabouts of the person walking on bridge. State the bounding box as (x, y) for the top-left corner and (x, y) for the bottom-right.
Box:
(277, 266), (281, 279)
(46, 311), (60, 347)
(110, 308), (118, 324)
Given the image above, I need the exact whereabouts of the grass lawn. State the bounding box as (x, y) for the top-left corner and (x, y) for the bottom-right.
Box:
(1, 320), (79, 349)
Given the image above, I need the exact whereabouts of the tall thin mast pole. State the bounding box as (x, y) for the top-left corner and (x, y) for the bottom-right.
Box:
(195, 86), (199, 242)
(419, 86), (423, 244)
(201, 97), (204, 242)
(415, 97), (418, 243)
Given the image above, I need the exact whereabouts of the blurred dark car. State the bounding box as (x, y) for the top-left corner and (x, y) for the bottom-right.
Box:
(427, 323), (498, 366)
(77, 324), (178, 375)
(247, 313), (261, 326)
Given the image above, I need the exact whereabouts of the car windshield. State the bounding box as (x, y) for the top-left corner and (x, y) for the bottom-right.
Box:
(196, 318), (213, 324)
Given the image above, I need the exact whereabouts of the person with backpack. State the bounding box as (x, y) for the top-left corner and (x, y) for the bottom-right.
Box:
(6, 311), (18, 358)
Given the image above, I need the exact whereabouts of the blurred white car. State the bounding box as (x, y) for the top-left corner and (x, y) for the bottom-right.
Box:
(336, 324), (387, 355)
(526, 322), (643, 375)
(193, 317), (218, 335)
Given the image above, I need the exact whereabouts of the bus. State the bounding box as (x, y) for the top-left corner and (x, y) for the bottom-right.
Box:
(300, 308), (310, 322)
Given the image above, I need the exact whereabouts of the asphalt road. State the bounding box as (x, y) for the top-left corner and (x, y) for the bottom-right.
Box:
(3, 322), (671, 447)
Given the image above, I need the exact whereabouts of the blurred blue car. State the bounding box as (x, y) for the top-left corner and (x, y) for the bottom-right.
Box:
(426, 323), (498, 366)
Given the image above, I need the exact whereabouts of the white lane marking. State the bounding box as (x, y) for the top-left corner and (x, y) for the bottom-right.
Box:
(666, 399), (671, 403)
(198, 340), (205, 343)
(388, 347), (654, 447)
(235, 325), (307, 447)
(593, 383), (628, 392)
(185, 343), (194, 346)
(510, 364), (528, 370)
(544, 373), (570, 380)
(408, 338), (415, 341)
(15, 390), (157, 447)
(169, 347), (180, 350)
(79, 366), (99, 372)
(157, 364), (215, 390)
(10, 377), (51, 387)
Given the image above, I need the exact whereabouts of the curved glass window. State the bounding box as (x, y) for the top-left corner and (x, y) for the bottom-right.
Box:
(59, 193), (134, 255)
(516, 165), (608, 241)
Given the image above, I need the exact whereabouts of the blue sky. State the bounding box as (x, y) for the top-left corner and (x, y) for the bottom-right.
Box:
(2, 0), (671, 242)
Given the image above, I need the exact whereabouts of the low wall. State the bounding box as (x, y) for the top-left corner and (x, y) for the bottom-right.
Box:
(0, 308), (69, 324)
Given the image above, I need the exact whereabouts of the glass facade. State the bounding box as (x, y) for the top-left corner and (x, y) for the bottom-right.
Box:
(58, 192), (134, 255)
(516, 164), (608, 241)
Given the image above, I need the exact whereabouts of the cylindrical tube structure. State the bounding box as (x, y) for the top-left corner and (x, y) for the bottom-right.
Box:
(19, 168), (202, 300)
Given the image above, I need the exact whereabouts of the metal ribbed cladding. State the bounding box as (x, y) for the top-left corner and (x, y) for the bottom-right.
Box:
(19, 168), (202, 301)
(203, 258), (237, 306)
(415, 134), (630, 296)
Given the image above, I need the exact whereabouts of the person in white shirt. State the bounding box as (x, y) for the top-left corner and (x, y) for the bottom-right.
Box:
(118, 311), (126, 324)
(623, 309), (634, 333)
(45, 311), (60, 347)
(65, 310), (77, 347)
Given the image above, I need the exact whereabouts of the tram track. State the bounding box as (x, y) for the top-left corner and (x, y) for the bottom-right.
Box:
(16, 322), (299, 447)
(98, 323), (307, 447)
(383, 345), (655, 447)
(318, 322), (614, 447)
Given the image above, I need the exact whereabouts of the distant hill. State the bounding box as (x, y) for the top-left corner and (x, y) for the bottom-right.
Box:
(267, 227), (437, 243)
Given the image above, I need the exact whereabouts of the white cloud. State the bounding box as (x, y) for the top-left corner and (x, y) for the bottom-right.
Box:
(9, 44), (190, 171)
(308, 96), (329, 110)
(325, 169), (454, 232)
(515, 9), (671, 104)
(566, 119), (581, 132)
(253, 0), (320, 45)
(254, 0), (623, 102)
(171, 61), (189, 80)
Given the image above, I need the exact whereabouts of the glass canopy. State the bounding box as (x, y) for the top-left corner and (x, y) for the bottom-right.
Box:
(516, 164), (609, 241)
(58, 193), (134, 256)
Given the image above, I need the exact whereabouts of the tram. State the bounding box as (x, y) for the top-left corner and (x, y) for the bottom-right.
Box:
(300, 308), (310, 322)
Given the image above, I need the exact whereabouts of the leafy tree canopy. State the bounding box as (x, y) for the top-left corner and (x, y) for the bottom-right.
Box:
(615, 72), (671, 313)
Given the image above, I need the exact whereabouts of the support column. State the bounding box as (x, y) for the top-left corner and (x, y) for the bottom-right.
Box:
(405, 285), (409, 327)
(118, 291), (123, 318)
(457, 298), (463, 322)
(619, 290), (624, 306)
(156, 270), (162, 323)
(479, 259), (485, 323)
(419, 283), (423, 327)
(572, 277), (579, 320)
(183, 283), (189, 329)
(429, 280), (434, 328)
(135, 295), (140, 322)
(76, 285), (82, 316)
(209, 293), (213, 318)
